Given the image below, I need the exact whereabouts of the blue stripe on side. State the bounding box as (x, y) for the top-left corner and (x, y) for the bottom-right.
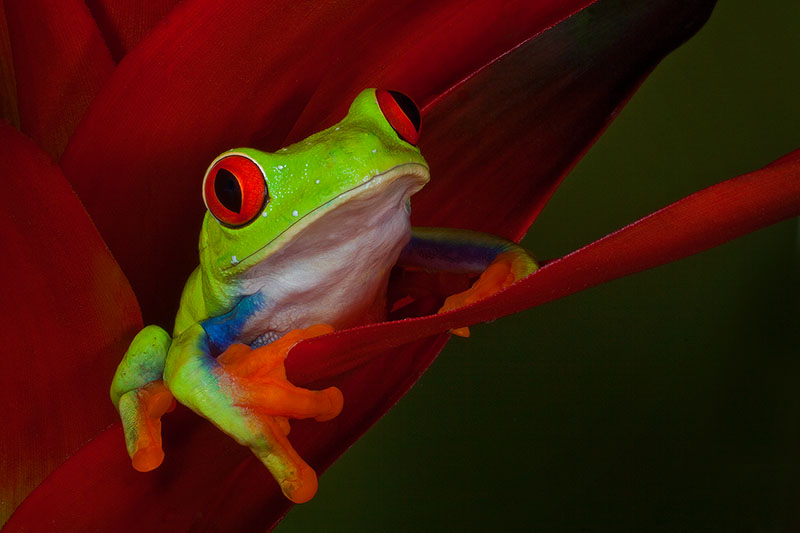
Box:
(400, 228), (513, 274)
(201, 292), (268, 355)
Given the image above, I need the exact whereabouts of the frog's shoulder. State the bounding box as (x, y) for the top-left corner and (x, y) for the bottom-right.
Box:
(173, 266), (210, 336)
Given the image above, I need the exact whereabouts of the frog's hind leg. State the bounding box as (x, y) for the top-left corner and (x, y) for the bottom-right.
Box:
(110, 325), (175, 472)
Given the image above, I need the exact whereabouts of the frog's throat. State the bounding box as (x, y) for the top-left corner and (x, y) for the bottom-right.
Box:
(221, 162), (430, 274)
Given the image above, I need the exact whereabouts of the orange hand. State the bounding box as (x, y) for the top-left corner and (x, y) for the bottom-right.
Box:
(215, 324), (343, 503)
(438, 252), (532, 337)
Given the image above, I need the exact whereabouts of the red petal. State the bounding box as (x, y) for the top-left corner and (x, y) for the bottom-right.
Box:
(59, 0), (595, 327)
(4, 409), (276, 530)
(0, 7), (19, 127)
(84, 0), (183, 62)
(414, 1), (717, 240)
(0, 126), (141, 525)
(4, 0), (114, 158)
(283, 0), (594, 142)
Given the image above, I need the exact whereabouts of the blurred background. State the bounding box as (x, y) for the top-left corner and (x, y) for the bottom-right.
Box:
(279, 1), (800, 530)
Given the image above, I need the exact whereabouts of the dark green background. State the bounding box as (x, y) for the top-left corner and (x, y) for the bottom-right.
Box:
(279, 1), (800, 530)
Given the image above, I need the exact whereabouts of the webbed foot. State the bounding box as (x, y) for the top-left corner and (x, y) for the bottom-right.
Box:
(185, 324), (342, 503)
(111, 325), (173, 472)
(438, 250), (537, 337)
(117, 380), (175, 471)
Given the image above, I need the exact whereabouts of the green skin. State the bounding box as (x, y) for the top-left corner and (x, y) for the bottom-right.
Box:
(110, 89), (537, 502)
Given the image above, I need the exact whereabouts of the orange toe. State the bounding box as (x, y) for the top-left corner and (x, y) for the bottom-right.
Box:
(120, 380), (173, 473)
(438, 254), (514, 315)
(280, 463), (319, 504)
(131, 443), (165, 472)
(450, 326), (471, 338)
(314, 386), (344, 422)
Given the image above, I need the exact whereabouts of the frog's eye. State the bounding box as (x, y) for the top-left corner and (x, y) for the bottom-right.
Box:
(203, 154), (268, 227)
(376, 89), (421, 145)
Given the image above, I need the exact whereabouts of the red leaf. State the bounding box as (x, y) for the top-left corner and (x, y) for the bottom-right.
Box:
(3, 0), (114, 158)
(282, 1), (595, 142)
(0, 5), (19, 128)
(59, 0), (596, 327)
(414, 1), (717, 240)
(0, 125), (141, 525)
(84, 0), (183, 62)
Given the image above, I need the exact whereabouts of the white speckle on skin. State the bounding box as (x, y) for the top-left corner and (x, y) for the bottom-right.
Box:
(231, 255), (239, 265)
(315, 179), (320, 184)
(277, 165), (284, 170)
(292, 210), (299, 217)
(262, 211), (268, 217)
(371, 149), (377, 154)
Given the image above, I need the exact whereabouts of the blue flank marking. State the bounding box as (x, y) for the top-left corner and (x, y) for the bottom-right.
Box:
(404, 232), (504, 273)
(192, 332), (222, 373)
(201, 292), (268, 355)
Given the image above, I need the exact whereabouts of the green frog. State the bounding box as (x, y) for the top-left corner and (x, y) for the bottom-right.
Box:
(110, 88), (537, 503)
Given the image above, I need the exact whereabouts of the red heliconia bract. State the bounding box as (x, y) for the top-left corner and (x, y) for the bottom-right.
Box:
(3, 0), (798, 531)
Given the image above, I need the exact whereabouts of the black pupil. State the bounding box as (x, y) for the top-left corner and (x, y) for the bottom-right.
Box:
(389, 90), (420, 131)
(214, 168), (242, 213)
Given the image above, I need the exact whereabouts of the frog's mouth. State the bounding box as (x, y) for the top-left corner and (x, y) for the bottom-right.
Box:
(224, 162), (430, 273)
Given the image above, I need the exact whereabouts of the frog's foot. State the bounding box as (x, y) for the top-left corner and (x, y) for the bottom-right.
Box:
(111, 325), (173, 472)
(437, 251), (537, 337)
(117, 380), (176, 472)
(214, 324), (343, 503)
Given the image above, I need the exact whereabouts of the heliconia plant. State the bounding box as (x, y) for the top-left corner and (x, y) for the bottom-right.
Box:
(1, 0), (798, 530)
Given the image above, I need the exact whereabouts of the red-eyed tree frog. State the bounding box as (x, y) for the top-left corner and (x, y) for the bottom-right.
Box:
(110, 89), (537, 504)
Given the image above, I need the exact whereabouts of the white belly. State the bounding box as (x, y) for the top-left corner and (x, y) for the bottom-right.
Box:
(235, 172), (418, 345)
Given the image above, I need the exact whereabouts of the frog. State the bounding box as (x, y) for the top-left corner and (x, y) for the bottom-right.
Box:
(110, 88), (538, 504)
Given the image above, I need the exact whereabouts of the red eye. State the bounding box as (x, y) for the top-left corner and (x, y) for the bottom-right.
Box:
(203, 154), (268, 227)
(376, 89), (421, 145)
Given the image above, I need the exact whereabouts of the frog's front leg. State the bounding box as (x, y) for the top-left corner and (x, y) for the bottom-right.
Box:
(400, 227), (538, 335)
(110, 325), (175, 472)
(163, 323), (343, 503)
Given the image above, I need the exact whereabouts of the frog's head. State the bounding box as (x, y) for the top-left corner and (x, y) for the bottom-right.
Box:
(199, 88), (430, 283)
